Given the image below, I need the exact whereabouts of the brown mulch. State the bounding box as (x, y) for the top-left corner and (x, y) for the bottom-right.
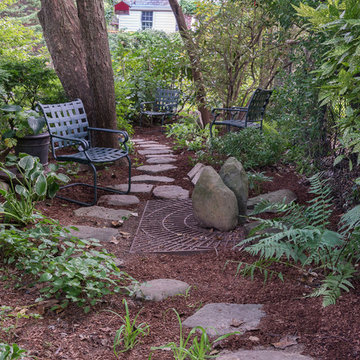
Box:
(1, 126), (360, 360)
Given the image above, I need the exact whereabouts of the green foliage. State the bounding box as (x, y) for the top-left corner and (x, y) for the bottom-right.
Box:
(0, 220), (132, 312)
(151, 309), (237, 359)
(165, 113), (212, 152)
(237, 173), (360, 306)
(0, 154), (69, 225)
(210, 128), (285, 169)
(248, 171), (273, 195)
(0, 343), (27, 360)
(105, 299), (149, 356)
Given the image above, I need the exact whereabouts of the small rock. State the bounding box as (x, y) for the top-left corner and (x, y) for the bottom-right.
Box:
(146, 157), (177, 164)
(74, 206), (132, 221)
(153, 185), (189, 200)
(97, 194), (140, 207)
(110, 183), (153, 193)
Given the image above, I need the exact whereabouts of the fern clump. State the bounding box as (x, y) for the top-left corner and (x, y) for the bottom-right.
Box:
(237, 173), (360, 307)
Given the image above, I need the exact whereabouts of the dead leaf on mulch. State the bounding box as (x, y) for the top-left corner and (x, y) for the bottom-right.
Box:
(272, 335), (299, 349)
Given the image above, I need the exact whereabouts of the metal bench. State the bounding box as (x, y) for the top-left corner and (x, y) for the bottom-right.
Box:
(210, 88), (273, 138)
(140, 88), (180, 128)
(37, 99), (131, 206)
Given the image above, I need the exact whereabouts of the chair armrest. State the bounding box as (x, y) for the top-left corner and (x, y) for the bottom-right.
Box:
(211, 107), (248, 122)
(88, 127), (129, 143)
(140, 101), (155, 112)
(51, 134), (90, 150)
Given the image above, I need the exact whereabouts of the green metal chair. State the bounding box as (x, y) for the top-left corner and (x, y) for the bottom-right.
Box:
(140, 88), (180, 128)
(210, 88), (273, 138)
(37, 99), (131, 206)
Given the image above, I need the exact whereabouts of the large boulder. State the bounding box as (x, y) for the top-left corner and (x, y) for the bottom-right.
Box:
(192, 166), (238, 231)
(219, 157), (248, 223)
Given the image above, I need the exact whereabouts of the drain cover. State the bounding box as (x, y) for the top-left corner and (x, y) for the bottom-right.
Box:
(130, 200), (244, 254)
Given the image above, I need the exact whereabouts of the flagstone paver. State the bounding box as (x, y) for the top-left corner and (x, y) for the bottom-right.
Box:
(74, 206), (133, 221)
(183, 303), (265, 336)
(146, 157), (177, 164)
(136, 164), (177, 173)
(98, 194), (140, 207)
(111, 183), (154, 193)
(217, 350), (314, 360)
(133, 279), (190, 301)
(153, 185), (189, 200)
(67, 225), (119, 242)
(138, 144), (171, 149)
(145, 154), (176, 158)
(132, 175), (175, 183)
(138, 149), (173, 155)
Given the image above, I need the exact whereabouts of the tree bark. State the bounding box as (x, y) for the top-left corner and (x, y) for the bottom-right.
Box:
(168, 0), (211, 126)
(38, 0), (118, 147)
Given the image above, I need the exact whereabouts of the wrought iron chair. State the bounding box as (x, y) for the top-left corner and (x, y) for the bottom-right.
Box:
(36, 99), (131, 206)
(140, 88), (180, 128)
(210, 88), (273, 138)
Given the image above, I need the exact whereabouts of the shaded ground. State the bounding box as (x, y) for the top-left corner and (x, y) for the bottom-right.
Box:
(1, 126), (360, 360)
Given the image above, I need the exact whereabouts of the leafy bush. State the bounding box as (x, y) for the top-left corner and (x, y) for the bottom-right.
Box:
(237, 173), (360, 306)
(210, 128), (285, 169)
(0, 343), (27, 360)
(0, 220), (132, 312)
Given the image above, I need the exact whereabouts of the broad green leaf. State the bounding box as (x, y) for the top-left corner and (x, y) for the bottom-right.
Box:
(39, 272), (53, 282)
(35, 173), (47, 196)
(18, 155), (34, 171)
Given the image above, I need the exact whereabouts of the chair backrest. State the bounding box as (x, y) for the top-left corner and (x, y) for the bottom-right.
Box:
(245, 88), (273, 125)
(37, 99), (89, 150)
(154, 88), (180, 113)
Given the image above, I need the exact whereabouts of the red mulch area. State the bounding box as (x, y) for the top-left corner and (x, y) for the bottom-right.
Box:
(1, 126), (360, 359)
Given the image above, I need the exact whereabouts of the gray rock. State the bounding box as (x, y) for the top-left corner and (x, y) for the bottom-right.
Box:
(110, 183), (154, 193)
(217, 350), (313, 360)
(153, 185), (189, 200)
(146, 157), (177, 164)
(133, 279), (190, 301)
(145, 154), (176, 158)
(183, 303), (265, 336)
(187, 163), (205, 181)
(74, 206), (132, 221)
(67, 225), (118, 242)
(98, 194), (140, 206)
(219, 157), (248, 222)
(192, 166), (238, 231)
(138, 149), (173, 155)
(139, 144), (170, 149)
(132, 175), (174, 183)
(136, 164), (177, 173)
(247, 189), (297, 213)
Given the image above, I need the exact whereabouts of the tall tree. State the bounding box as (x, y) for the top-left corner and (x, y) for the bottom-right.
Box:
(168, 0), (210, 126)
(38, 0), (117, 147)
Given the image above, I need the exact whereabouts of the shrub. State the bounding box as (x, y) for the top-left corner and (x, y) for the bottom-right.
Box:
(210, 128), (285, 169)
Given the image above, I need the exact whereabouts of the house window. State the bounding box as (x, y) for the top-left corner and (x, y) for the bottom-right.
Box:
(141, 11), (153, 30)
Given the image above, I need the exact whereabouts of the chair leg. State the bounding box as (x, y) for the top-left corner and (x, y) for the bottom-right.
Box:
(139, 113), (143, 127)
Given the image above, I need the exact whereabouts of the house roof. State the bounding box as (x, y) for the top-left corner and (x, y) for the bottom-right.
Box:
(129, 0), (171, 11)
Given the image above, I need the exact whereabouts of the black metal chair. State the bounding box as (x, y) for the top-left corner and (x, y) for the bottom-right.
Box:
(36, 99), (131, 206)
(140, 88), (180, 128)
(210, 88), (273, 138)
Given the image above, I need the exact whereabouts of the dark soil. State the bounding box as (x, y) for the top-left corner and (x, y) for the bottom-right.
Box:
(1, 126), (360, 360)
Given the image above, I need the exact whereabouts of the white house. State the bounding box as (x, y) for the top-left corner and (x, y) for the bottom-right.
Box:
(114, 0), (178, 33)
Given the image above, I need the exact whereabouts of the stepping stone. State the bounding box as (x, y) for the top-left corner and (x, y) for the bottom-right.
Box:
(183, 303), (265, 336)
(139, 144), (170, 149)
(137, 164), (177, 173)
(146, 157), (177, 164)
(98, 194), (140, 207)
(111, 183), (154, 193)
(74, 206), (133, 221)
(247, 189), (297, 213)
(217, 350), (314, 360)
(187, 163), (205, 185)
(133, 279), (190, 301)
(132, 175), (174, 183)
(153, 185), (189, 200)
(67, 225), (118, 242)
(138, 149), (173, 155)
(145, 154), (176, 158)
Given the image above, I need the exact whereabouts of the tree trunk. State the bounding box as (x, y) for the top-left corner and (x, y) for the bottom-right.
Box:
(168, 0), (211, 126)
(38, 0), (118, 147)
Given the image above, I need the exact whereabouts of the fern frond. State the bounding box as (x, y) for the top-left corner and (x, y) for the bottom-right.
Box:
(340, 204), (360, 235)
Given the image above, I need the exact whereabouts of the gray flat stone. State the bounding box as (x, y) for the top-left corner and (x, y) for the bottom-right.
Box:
(67, 225), (118, 242)
(139, 144), (170, 149)
(138, 149), (173, 155)
(247, 189), (297, 213)
(146, 157), (177, 164)
(133, 279), (190, 301)
(98, 194), (140, 206)
(145, 154), (176, 158)
(218, 350), (313, 360)
(74, 206), (133, 221)
(111, 183), (154, 193)
(132, 175), (174, 183)
(153, 185), (189, 200)
(188, 163), (205, 180)
(183, 303), (265, 336)
(137, 164), (177, 173)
